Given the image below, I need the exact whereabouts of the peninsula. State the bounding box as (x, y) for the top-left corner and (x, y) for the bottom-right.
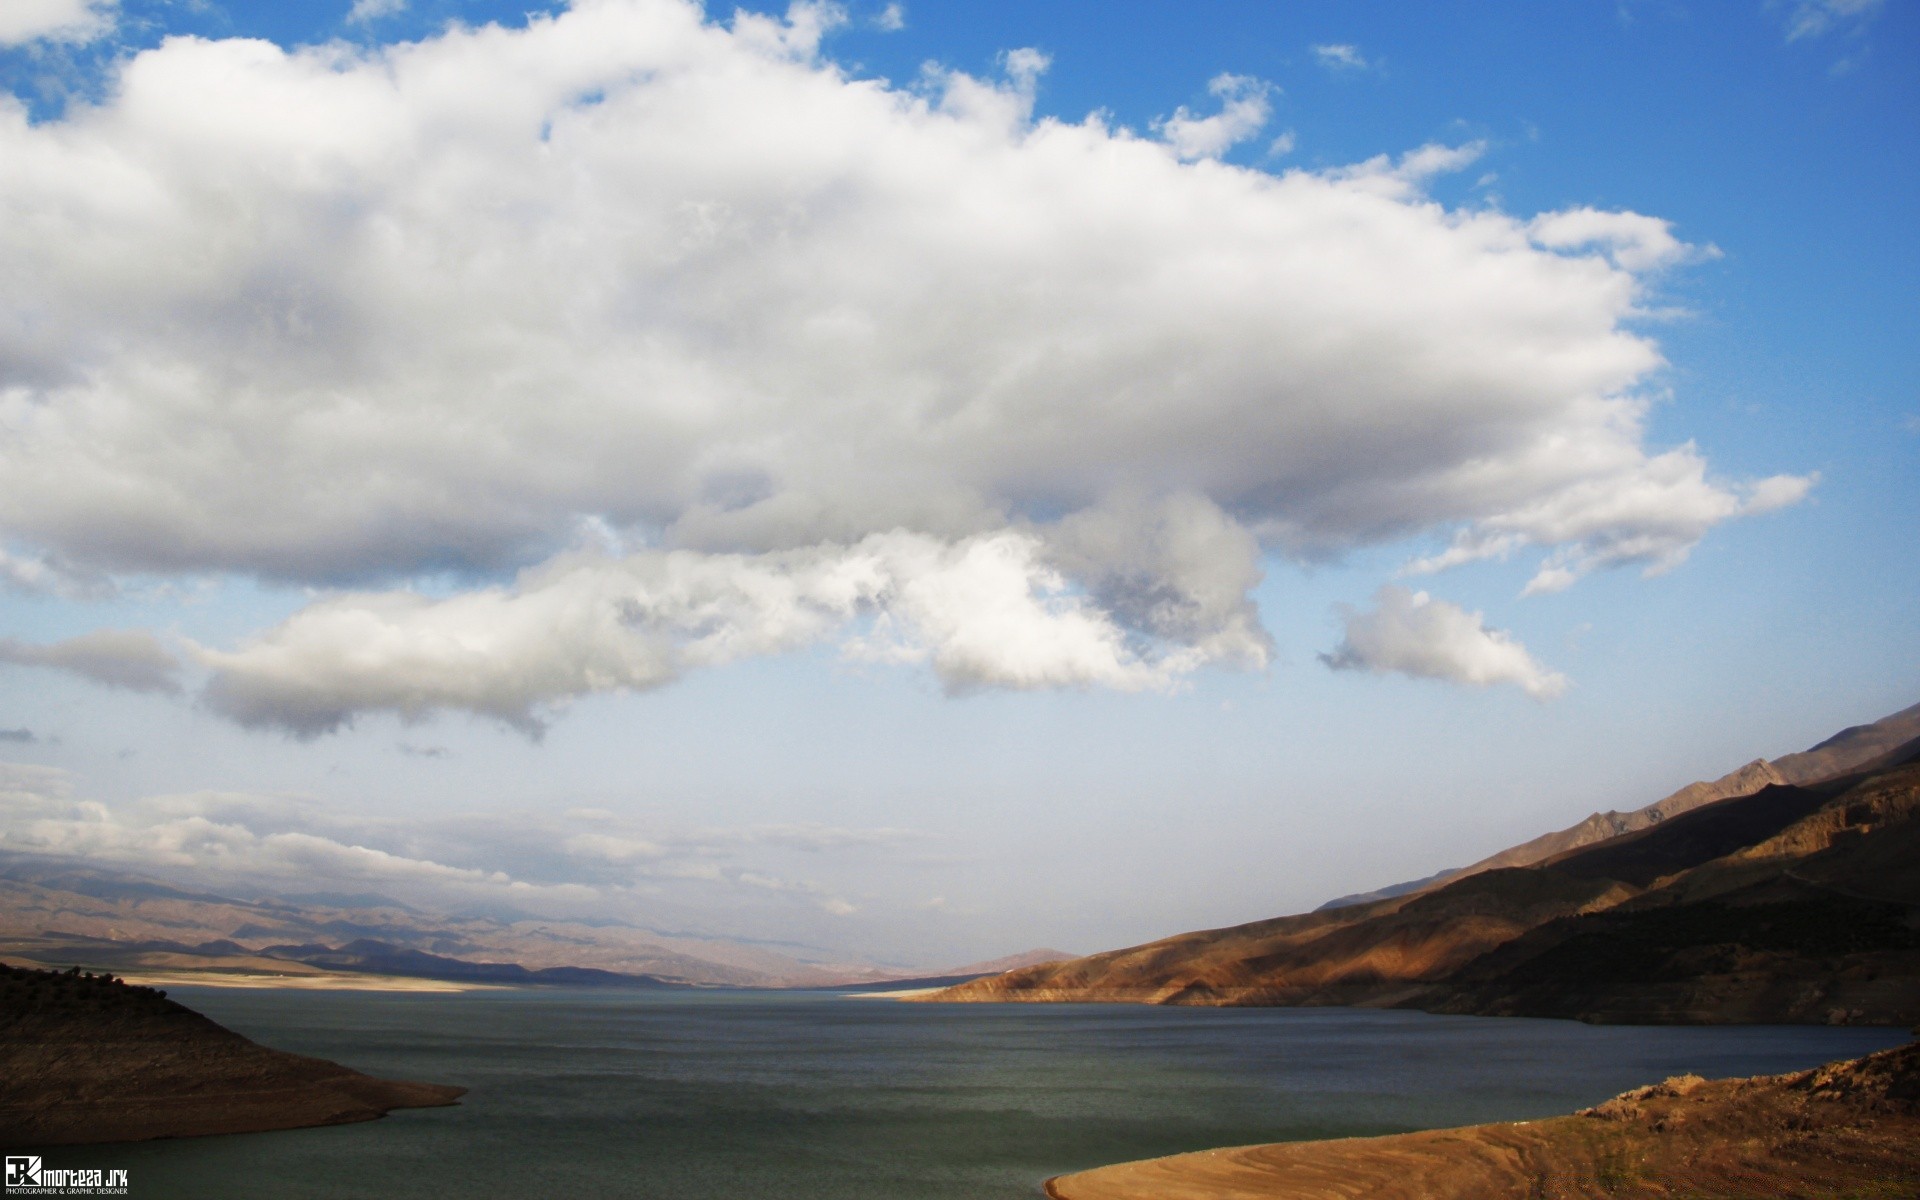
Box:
(0, 963), (464, 1145)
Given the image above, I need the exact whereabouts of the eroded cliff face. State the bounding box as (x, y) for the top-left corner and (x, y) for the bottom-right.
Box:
(1046, 1039), (1920, 1200)
(926, 757), (1920, 1027)
(0, 964), (463, 1144)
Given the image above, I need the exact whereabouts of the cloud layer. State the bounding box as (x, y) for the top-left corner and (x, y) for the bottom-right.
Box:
(0, 0), (1806, 726)
(0, 759), (898, 922)
(1321, 585), (1568, 699)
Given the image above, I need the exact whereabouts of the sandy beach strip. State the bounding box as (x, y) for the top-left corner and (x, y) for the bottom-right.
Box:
(110, 969), (503, 993)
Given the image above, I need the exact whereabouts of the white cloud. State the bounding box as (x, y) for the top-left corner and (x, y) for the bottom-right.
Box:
(0, 0), (1805, 724)
(873, 3), (905, 32)
(1782, 0), (1883, 40)
(346, 0), (407, 25)
(0, 0), (115, 46)
(1157, 72), (1273, 160)
(1321, 585), (1568, 699)
(0, 630), (183, 693)
(196, 529), (1203, 734)
(1312, 43), (1369, 71)
(1529, 207), (1714, 272)
(1407, 448), (1816, 595)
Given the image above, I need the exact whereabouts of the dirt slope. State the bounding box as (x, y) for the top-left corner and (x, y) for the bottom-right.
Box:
(1047, 1040), (1920, 1200)
(926, 755), (1920, 1025)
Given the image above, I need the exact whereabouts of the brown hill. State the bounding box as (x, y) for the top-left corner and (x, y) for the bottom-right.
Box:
(1318, 701), (1920, 911)
(926, 704), (1920, 1025)
(1046, 1038), (1920, 1199)
(0, 963), (463, 1144)
(943, 948), (1077, 976)
(1421, 759), (1920, 1024)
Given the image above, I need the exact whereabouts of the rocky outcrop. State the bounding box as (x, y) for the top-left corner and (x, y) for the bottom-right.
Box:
(0, 963), (463, 1144)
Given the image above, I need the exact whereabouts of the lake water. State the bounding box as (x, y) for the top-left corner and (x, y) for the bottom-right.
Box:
(38, 987), (1909, 1199)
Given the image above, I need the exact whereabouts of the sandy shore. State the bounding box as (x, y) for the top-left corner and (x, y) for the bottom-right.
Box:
(1046, 1041), (1920, 1199)
(115, 969), (502, 992)
(839, 986), (947, 999)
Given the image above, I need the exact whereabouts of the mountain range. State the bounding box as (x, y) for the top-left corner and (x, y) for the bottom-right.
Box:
(927, 700), (1920, 1025)
(0, 855), (1066, 989)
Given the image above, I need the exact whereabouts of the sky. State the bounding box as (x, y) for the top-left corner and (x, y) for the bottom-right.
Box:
(0, 0), (1914, 969)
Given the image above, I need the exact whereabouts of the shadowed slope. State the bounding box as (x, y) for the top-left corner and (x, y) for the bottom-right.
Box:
(1318, 703), (1920, 912)
(0, 963), (464, 1144)
(927, 734), (1920, 1024)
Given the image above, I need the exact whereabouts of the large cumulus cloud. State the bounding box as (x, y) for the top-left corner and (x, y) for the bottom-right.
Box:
(0, 0), (1806, 729)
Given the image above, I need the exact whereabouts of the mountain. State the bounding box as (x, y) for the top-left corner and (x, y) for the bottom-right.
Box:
(1317, 702), (1920, 912)
(927, 702), (1920, 1024)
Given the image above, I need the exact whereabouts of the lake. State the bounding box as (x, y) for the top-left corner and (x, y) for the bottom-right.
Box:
(40, 986), (1910, 1199)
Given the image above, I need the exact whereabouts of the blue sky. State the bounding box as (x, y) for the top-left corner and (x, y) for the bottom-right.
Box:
(0, 0), (1913, 967)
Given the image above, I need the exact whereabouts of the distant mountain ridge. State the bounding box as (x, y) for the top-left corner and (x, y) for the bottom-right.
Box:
(926, 700), (1920, 1025)
(0, 855), (911, 988)
(0, 852), (1067, 990)
(1318, 702), (1920, 911)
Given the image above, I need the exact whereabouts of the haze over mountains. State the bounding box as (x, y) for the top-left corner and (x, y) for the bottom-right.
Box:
(0, 856), (927, 988)
(928, 701), (1920, 1024)
(2, 703), (1913, 1005)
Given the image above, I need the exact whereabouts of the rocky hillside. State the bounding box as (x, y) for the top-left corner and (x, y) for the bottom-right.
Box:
(1319, 701), (1920, 911)
(0, 963), (463, 1143)
(927, 703), (1920, 1025)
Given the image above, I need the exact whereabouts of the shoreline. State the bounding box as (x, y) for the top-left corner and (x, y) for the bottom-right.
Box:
(1043, 1038), (1920, 1199)
(2, 954), (508, 993)
(115, 969), (506, 993)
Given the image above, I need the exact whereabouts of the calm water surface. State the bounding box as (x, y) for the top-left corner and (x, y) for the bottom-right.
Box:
(39, 987), (1908, 1199)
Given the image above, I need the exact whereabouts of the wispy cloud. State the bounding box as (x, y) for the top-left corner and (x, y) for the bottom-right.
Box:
(346, 0), (406, 25)
(1780, 0), (1883, 41)
(0, 631), (183, 695)
(1312, 43), (1371, 71)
